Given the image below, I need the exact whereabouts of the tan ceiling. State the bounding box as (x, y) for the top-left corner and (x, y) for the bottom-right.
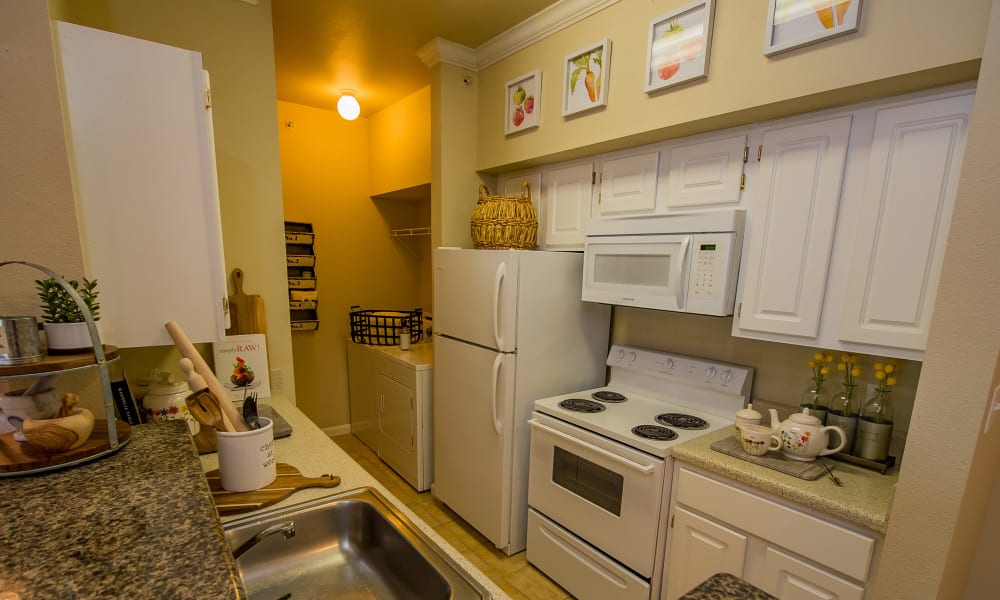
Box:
(271, 0), (561, 117)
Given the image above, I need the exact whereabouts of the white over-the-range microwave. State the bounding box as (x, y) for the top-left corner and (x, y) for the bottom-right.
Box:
(582, 209), (745, 316)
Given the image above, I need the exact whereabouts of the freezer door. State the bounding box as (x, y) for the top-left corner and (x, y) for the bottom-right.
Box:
(432, 335), (516, 550)
(434, 248), (519, 352)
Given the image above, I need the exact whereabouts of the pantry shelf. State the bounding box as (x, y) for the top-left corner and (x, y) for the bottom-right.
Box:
(389, 227), (431, 238)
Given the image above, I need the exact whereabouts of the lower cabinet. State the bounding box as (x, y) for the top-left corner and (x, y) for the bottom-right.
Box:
(663, 464), (879, 600)
(347, 341), (434, 491)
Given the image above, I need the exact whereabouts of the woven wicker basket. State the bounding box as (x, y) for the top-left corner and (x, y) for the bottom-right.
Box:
(470, 182), (538, 250)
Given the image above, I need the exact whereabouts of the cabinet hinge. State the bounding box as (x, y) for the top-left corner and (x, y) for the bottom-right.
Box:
(222, 296), (229, 313)
(738, 302), (742, 318)
(743, 146), (749, 163)
(592, 171), (597, 185)
(204, 87), (212, 108)
(670, 514), (675, 528)
(739, 173), (745, 190)
(757, 145), (763, 161)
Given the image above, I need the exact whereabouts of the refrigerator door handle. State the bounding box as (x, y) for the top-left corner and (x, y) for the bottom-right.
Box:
(492, 261), (506, 349)
(491, 353), (503, 435)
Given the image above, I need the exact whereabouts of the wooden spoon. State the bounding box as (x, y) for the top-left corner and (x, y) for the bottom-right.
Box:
(179, 357), (239, 432)
(186, 390), (227, 432)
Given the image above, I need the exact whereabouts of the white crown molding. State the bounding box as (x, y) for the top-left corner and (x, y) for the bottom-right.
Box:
(417, 37), (478, 70)
(476, 0), (622, 69)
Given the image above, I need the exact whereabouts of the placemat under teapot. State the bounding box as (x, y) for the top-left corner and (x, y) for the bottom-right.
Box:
(710, 436), (833, 481)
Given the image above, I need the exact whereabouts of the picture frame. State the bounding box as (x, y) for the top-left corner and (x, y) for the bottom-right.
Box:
(644, 0), (715, 94)
(561, 39), (611, 117)
(504, 69), (541, 135)
(764, 0), (863, 57)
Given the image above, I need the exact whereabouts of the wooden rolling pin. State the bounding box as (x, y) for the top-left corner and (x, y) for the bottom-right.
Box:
(164, 321), (248, 432)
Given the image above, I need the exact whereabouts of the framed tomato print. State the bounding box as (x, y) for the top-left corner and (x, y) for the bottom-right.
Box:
(644, 0), (715, 94)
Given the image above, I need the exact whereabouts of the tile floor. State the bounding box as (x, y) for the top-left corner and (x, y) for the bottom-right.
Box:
(332, 433), (573, 600)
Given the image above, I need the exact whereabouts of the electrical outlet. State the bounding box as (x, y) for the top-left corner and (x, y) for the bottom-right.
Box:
(270, 368), (283, 394)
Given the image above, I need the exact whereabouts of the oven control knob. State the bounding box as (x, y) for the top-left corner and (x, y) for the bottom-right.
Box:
(721, 369), (734, 382)
(628, 351), (638, 363)
(615, 348), (625, 360)
(664, 358), (675, 371)
(705, 366), (717, 379)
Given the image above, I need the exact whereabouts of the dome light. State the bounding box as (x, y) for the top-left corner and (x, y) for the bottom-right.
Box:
(337, 91), (361, 121)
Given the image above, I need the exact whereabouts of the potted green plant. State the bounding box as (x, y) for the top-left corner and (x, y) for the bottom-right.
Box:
(34, 277), (101, 352)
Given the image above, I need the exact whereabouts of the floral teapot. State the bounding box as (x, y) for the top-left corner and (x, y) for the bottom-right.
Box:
(769, 407), (846, 462)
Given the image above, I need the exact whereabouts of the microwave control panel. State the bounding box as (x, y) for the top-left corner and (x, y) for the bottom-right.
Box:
(687, 232), (737, 314)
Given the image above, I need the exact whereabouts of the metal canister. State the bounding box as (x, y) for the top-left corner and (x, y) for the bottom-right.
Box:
(0, 316), (44, 365)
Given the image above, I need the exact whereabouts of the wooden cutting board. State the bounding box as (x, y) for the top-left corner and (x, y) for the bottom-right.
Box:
(205, 463), (341, 515)
(226, 268), (267, 336)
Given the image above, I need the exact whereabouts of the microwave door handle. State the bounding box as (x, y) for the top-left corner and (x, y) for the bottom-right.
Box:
(676, 237), (691, 309)
(492, 261), (506, 349)
(529, 420), (656, 475)
(491, 353), (503, 435)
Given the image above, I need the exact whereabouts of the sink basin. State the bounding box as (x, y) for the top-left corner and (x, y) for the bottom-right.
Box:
(223, 486), (491, 599)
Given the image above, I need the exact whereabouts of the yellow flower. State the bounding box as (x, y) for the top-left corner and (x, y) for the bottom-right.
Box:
(820, 366), (830, 375)
(884, 364), (895, 374)
(875, 371), (885, 381)
(887, 377), (897, 386)
(813, 352), (824, 361)
(874, 362), (884, 371)
(841, 353), (850, 362)
(807, 360), (816, 368)
(851, 367), (861, 377)
(837, 363), (846, 372)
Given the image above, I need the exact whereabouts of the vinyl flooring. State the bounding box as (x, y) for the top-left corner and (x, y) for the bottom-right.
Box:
(332, 433), (573, 600)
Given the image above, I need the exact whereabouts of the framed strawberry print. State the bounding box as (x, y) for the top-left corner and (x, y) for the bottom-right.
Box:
(764, 0), (863, 56)
(644, 0), (715, 94)
(562, 39), (611, 117)
(505, 70), (541, 135)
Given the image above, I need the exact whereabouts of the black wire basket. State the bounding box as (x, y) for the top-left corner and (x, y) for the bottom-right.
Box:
(349, 306), (423, 346)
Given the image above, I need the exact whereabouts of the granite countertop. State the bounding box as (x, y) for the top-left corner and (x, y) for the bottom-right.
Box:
(0, 420), (242, 600)
(673, 428), (897, 534)
(201, 395), (507, 600)
(678, 573), (777, 599)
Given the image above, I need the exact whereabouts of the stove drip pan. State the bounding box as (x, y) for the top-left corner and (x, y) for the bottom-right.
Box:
(631, 425), (678, 441)
(656, 413), (709, 430)
(558, 398), (606, 413)
(592, 391), (627, 403)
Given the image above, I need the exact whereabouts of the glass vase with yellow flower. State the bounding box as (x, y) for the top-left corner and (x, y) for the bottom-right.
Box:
(827, 354), (861, 453)
(801, 351), (833, 424)
(853, 360), (897, 461)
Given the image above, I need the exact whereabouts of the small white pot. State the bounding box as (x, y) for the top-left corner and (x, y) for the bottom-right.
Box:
(43, 322), (96, 352)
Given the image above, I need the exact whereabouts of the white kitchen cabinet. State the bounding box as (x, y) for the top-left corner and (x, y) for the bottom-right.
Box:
(54, 22), (228, 347)
(593, 150), (660, 217)
(539, 161), (594, 250)
(837, 93), (974, 350)
(733, 88), (974, 360)
(663, 506), (748, 599)
(663, 464), (880, 600)
(661, 132), (749, 211)
(735, 114), (853, 338)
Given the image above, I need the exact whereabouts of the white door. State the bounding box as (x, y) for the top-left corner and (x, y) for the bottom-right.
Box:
(838, 93), (973, 350)
(735, 115), (852, 338)
(664, 507), (748, 600)
(539, 162), (593, 249)
(55, 21), (228, 347)
(432, 335), (516, 550)
(434, 248), (519, 352)
(594, 151), (660, 217)
(664, 133), (748, 210)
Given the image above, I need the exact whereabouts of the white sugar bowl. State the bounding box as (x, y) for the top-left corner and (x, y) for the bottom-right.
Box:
(734, 402), (763, 439)
(143, 373), (198, 435)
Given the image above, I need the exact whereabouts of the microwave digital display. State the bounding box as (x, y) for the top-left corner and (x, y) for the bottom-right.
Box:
(700, 244), (717, 251)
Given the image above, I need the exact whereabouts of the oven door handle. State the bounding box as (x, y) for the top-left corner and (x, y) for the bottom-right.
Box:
(529, 419), (656, 475)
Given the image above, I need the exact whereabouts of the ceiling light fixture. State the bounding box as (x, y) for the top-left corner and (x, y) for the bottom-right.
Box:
(337, 91), (361, 121)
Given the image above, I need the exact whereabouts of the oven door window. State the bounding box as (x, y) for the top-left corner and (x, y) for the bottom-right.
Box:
(551, 446), (624, 516)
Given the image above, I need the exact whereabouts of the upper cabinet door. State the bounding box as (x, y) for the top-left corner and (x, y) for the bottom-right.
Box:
(664, 133), (748, 210)
(539, 162), (594, 250)
(838, 94), (973, 349)
(55, 22), (228, 347)
(736, 115), (852, 338)
(594, 151), (659, 217)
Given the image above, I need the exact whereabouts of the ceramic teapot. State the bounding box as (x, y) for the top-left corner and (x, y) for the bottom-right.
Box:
(769, 407), (846, 462)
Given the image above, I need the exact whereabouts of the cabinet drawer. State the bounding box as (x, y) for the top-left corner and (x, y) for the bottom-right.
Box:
(755, 545), (864, 600)
(675, 467), (874, 581)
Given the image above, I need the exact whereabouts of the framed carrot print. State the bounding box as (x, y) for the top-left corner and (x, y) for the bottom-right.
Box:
(644, 0), (715, 94)
(562, 39), (611, 117)
(764, 0), (863, 56)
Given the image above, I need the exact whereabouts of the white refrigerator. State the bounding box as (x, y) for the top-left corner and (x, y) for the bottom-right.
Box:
(432, 248), (611, 555)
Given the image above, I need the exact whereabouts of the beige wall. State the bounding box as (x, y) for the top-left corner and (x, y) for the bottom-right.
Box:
(278, 101), (425, 430)
(369, 85), (431, 197)
(48, 0), (296, 401)
(0, 0), (84, 313)
(475, 0), (988, 172)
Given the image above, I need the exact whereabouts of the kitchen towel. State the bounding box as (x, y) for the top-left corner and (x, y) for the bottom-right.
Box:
(711, 436), (832, 481)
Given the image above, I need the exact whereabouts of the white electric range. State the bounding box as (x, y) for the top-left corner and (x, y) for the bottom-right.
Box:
(526, 345), (753, 600)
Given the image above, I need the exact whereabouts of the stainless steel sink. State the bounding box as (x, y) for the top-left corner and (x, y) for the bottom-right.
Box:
(223, 487), (491, 599)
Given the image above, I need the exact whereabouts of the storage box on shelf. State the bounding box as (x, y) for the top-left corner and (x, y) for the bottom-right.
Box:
(284, 221), (319, 331)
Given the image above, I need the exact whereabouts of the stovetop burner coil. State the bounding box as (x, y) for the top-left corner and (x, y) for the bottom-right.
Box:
(655, 413), (709, 430)
(592, 391), (628, 403)
(558, 398), (606, 413)
(631, 424), (678, 441)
